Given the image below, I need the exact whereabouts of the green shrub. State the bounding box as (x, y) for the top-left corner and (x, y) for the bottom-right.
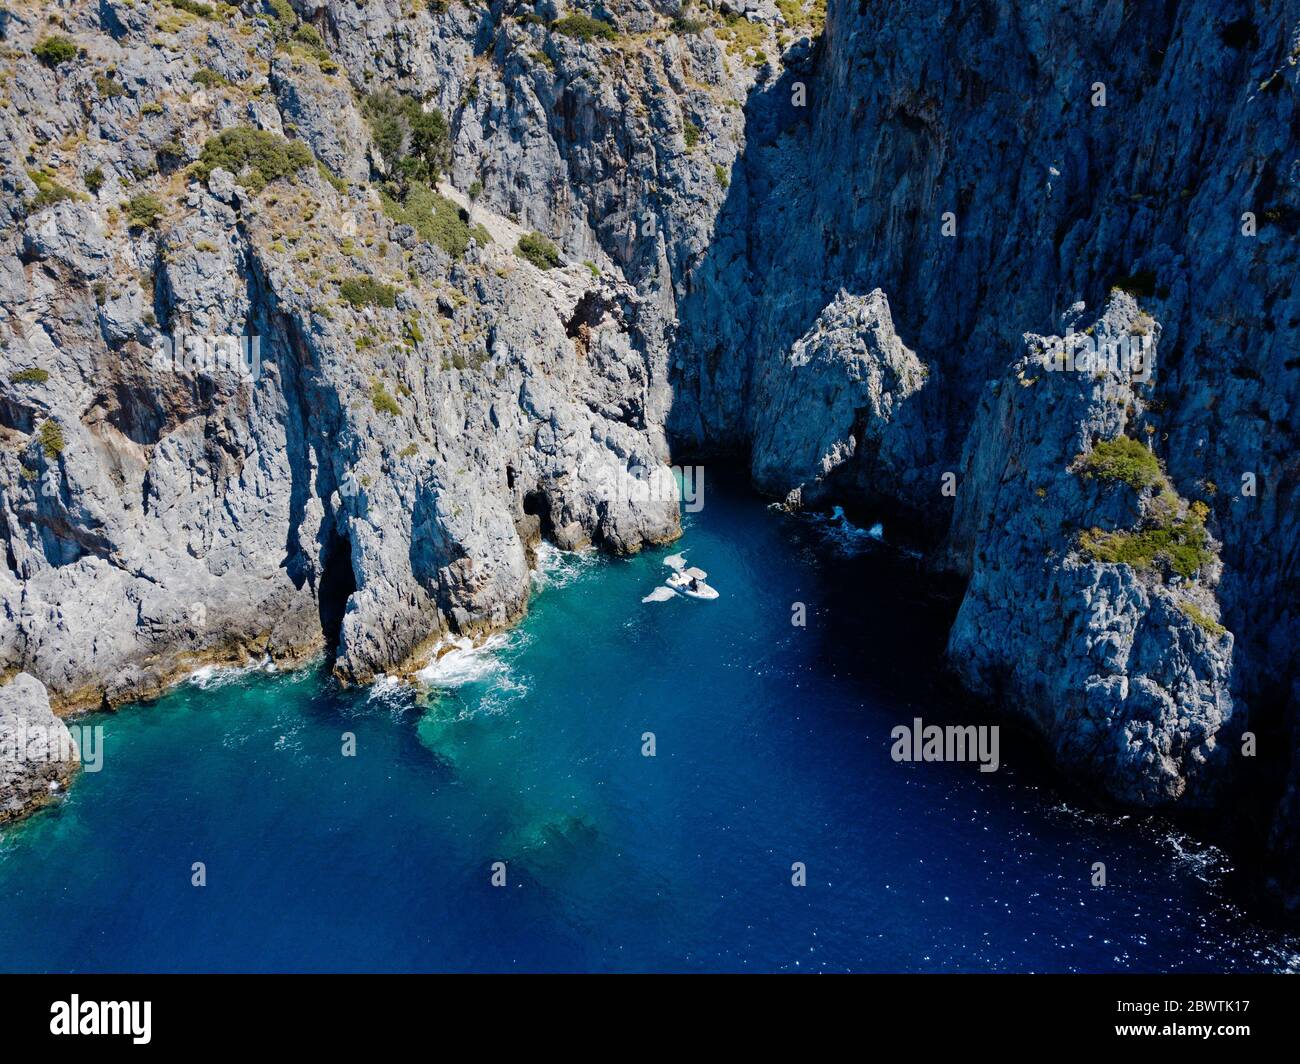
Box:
(169, 0), (215, 15)
(94, 73), (127, 97)
(719, 11), (764, 55)
(195, 127), (313, 192)
(286, 21), (334, 67)
(339, 276), (399, 308)
(37, 420), (65, 459)
(683, 121), (701, 149)
(552, 13), (617, 42)
(11, 368), (50, 385)
(515, 231), (562, 269)
(126, 193), (164, 229)
(192, 68), (231, 89)
(379, 182), (488, 258)
(714, 162), (730, 188)
(293, 23), (326, 49)
(84, 167), (105, 194)
(671, 16), (707, 33)
(1078, 515), (1213, 579)
(1078, 436), (1162, 492)
(265, 0), (296, 22)
(362, 90), (450, 188)
(26, 168), (75, 211)
(775, 0), (805, 27)
(370, 377), (401, 415)
(157, 140), (186, 167)
(1179, 600), (1227, 638)
(34, 36), (78, 67)
(316, 160), (348, 192)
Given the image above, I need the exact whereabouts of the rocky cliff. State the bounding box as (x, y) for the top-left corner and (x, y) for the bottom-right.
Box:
(0, 0), (1297, 910)
(0, 671), (76, 821)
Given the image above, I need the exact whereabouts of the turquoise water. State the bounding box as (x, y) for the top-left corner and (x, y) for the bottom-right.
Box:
(1, 479), (1296, 972)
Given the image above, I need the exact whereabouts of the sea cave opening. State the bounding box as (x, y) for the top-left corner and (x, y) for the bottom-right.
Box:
(317, 529), (356, 665)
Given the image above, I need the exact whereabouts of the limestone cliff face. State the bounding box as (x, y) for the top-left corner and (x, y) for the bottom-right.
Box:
(1, 0), (691, 708)
(946, 294), (1236, 807)
(663, 0), (1298, 900)
(1, 0), (1298, 908)
(0, 672), (76, 822)
(750, 288), (930, 514)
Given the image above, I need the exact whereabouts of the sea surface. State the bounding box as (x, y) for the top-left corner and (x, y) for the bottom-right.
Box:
(2, 479), (1296, 972)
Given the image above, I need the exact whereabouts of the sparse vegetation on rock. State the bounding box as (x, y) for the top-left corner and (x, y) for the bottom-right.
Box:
(379, 182), (489, 258)
(34, 36), (77, 68)
(339, 276), (399, 308)
(1078, 435), (1161, 491)
(515, 231), (562, 269)
(37, 420), (65, 459)
(126, 192), (163, 229)
(370, 377), (401, 415)
(552, 13), (618, 42)
(26, 168), (75, 212)
(1078, 507), (1213, 579)
(195, 127), (313, 193)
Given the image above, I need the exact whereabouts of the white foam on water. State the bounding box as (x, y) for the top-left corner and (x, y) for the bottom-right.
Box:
(802, 506), (883, 555)
(477, 672), (531, 715)
(531, 541), (595, 591)
(642, 586), (678, 603)
(1150, 824), (1231, 887)
(187, 655), (273, 691)
(415, 633), (515, 688)
(365, 673), (415, 711)
(272, 725), (303, 753)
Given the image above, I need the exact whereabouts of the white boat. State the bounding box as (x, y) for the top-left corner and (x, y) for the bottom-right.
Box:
(642, 550), (719, 601)
(666, 570), (719, 600)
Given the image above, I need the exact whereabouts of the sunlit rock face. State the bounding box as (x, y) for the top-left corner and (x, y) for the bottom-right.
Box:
(0, 673), (77, 822)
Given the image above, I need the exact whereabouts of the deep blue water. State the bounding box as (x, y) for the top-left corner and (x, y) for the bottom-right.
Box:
(1, 480), (1296, 972)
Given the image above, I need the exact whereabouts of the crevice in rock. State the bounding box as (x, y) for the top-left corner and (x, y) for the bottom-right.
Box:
(0, 396), (35, 434)
(317, 526), (355, 667)
(522, 488), (554, 541)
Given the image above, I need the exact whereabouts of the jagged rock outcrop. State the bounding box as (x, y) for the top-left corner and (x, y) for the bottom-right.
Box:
(750, 288), (929, 512)
(946, 294), (1236, 805)
(0, 672), (77, 822)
